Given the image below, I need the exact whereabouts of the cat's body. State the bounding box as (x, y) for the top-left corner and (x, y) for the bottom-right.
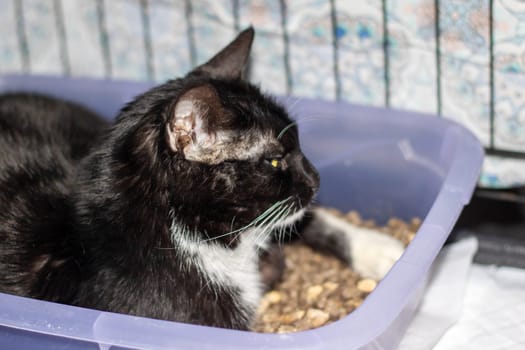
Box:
(0, 28), (404, 330)
(0, 93), (106, 302)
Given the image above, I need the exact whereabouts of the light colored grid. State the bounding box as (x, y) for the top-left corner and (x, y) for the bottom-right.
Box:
(238, 0), (287, 95)
(286, 0), (335, 100)
(439, 0), (491, 146)
(336, 0), (386, 106)
(190, 0), (235, 67)
(21, 0), (62, 74)
(103, 0), (148, 81)
(148, 1), (191, 82)
(61, 0), (105, 78)
(0, 0), (23, 73)
(493, 0), (525, 152)
(387, 0), (438, 113)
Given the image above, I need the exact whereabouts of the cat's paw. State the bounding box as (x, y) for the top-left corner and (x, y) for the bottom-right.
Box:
(350, 230), (405, 280)
(306, 207), (406, 281)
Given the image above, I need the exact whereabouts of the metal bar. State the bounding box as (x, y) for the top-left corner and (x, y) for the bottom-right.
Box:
(95, 0), (112, 78)
(485, 148), (525, 160)
(434, 0), (442, 115)
(382, 0), (390, 107)
(475, 189), (525, 204)
(232, 0), (240, 32)
(184, 0), (196, 67)
(14, 0), (30, 73)
(474, 233), (525, 269)
(329, 0), (341, 101)
(279, 0), (292, 95)
(53, 0), (70, 76)
(140, 0), (155, 81)
(489, 0), (495, 149)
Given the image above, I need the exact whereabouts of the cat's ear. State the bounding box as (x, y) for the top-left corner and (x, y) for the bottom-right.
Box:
(192, 27), (254, 80)
(166, 85), (222, 158)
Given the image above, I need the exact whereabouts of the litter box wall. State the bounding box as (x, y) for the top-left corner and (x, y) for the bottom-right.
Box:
(0, 76), (483, 350)
(0, 0), (522, 187)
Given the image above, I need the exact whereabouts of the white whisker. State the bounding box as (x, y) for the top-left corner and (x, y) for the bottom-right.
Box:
(200, 198), (290, 243)
(284, 97), (302, 114)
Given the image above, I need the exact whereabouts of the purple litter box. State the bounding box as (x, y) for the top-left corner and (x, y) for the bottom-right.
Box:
(0, 75), (483, 350)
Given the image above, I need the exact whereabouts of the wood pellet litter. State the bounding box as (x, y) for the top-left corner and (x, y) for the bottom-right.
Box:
(252, 208), (420, 333)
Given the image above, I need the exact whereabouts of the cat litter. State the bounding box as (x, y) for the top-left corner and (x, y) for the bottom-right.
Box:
(253, 209), (419, 333)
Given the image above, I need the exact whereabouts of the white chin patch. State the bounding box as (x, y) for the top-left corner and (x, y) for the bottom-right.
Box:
(272, 208), (306, 228)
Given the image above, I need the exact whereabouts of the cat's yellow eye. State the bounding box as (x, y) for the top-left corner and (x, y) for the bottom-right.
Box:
(265, 156), (284, 169)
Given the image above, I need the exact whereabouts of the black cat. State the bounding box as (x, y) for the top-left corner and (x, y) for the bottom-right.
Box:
(0, 28), (403, 330)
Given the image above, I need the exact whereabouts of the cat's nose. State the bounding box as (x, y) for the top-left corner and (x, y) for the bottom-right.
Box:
(301, 157), (320, 193)
(293, 155), (320, 196)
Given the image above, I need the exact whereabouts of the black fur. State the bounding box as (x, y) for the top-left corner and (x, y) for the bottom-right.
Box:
(0, 28), (319, 330)
(0, 93), (107, 302)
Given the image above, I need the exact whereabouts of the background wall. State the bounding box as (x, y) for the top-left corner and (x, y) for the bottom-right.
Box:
(1, 0), (525, 187)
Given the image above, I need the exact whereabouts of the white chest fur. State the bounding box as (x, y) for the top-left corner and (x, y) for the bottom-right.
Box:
(170, 222), (264, 311)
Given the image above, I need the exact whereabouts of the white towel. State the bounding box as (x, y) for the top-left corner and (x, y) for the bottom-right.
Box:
(399, 236), (478, 349)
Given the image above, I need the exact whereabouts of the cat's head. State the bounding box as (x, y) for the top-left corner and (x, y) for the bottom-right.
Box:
(112, 28), (319, 245)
